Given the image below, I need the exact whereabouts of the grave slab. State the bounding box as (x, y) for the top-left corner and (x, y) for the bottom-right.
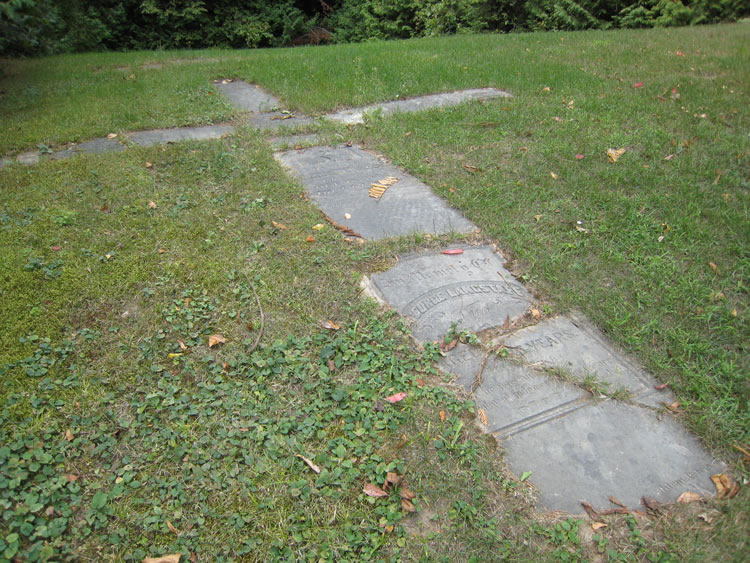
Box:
(501, 400), (725, 513)
(249, 112), (314, 131)
(128, 125), (234, 147)
(476, 356), (589, 436)
(367, 246), (532, 342)
(275, 145), (476, 240)
(500, 315), (670, 407)
(327, 88), (512, 125)
(214, 80), (280, 112)
(50, 138), (125, 161)
(16, 152), (40, 165)
(269, 134), (321, 151)
(437, 343), (485, 391)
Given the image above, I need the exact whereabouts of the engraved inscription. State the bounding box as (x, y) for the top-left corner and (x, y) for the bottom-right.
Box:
(516, 329), (578, 353)
(657, 470), (700, 494)
(405, 281), (528, 319)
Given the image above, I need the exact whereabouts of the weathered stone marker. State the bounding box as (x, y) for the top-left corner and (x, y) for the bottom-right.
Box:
(275, 145), (476, 240)
(365, 246), (531, 341)
(213, 80), (280, 112)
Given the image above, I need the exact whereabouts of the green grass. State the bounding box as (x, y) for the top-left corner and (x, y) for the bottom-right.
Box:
(1, 23), (748, 561)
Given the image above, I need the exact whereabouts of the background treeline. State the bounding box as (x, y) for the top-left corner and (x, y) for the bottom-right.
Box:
(1, 0), (748, 56)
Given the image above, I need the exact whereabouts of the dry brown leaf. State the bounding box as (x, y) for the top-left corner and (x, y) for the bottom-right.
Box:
(400, 488), (416, 500)
(502, 315), (511, 331)
(305, 235), (316, 243)
(208, 334), (226, 348)
(642, 497), (662, 511)
(143, 555), (181, 563)
(272, 221), (287, 230)
(401, 498), (417, 512)
(463, 164), (479, 173)
(709, 261), (718, 272)
(145, 162), (153, 168)
(178, 340), (187, 351)
(64, 474), (79, 482)
(478, 408), (488, 426)
(677, 491), (702, 504)
(296, 454), (321, 474)
(531, 308), (541, 319)
(607, 148), (627, 163)
(609, 496), (627, 508)
(542, 86), (551, 92)
(591, 522), (607, 530)
(385, 472), (402, 486)
(439, 410), (445, 422)
(363, 483), (388, 498)
(158, 248), (166, 254)
(167, 520), (179, 535)
(320, 320), (341, 330)
(107, 133), (118, 139)
(581, 501), (601, 520)
(711, 473), (740, 499)
(534, 214), (542, 222)
(65, 429), (74, 442)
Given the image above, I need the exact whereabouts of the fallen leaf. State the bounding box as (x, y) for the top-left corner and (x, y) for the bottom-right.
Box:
(601, 507), (630, 515)
(440, 338), (458, 352)
(550, 172), (559, 180)
(296, 454), (321, 474)
(272, 221), (287, 230)
(575, 154), (585, 160)
(166, 520), (179, 535)
(305, 235), (316, 243)
(534, 214), (542, 222)
(575, 225), (590, 234)
(676, 50), (685, 57)
(64, 474), (79, 482)
(385, 392), (407, 403)
(664, 154), (676, 160)
(642, 496), (661, 511)
(531, 308), (541, 319)
(502, 315), (510, 331)
(400, 488), (416, 500)
(439, 410), (445, 422)
(609, 496), (627, 508)
(105, 253), (112, 260)
(327, 358), (335, 372)
(711, 473), (740, 499)
(591, 522), (607, 530)
(542, 86), (551, 92)
(167, 353), (182, 358)
(677, 491), (702, 504)
(709, 261), (718, 272)
(385, 472), (402, 486)
(344, 213), (351, 219)
(697, 512), (713, 523)
(145, 162), (153, 168)
(363, 483), (388, 498)
(401, 498), (417, 512)
(654, 382), (669, 390)
(633, 81), (644, 88)
(143, 555), (181, 563)
(178, 340), (187, 351)
(189, 553), (198, 563)
(731, 308), (737, 317)
(463, 164), (479, 173)
(663, 400), (681, 412)
(320, 320), (341, 330)
(148, 200), (158, 209)
(107, 133), (118, 139)
(157, 248), (166, 254)
(581, 501), (601, 520)
(312, 223), (325, 230)
(520, 471), (532, 482)
(478, 408), (488, 426)
(52, 245), (61, 251)
(441, 249), (464, 255)
(208, 334), (226, 348)
(607, 148), (627, 163)
(552, 116), (563, 122)
(65, 429), (74, 441)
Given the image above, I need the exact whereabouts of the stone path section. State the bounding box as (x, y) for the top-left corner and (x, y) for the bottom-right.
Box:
(327, 88), (512, 125)
(128, 125), (235, 147)
(213, 79), (280, 112)
(365, 245), (724, 513)
(275, 146), (476, 241)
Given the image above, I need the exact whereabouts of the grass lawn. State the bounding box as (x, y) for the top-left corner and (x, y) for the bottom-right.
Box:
(0, 23), (747, 561)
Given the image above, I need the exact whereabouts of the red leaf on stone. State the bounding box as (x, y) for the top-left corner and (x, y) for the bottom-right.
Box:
(385, 392), (407, 403)
(441, 249), (464, 255)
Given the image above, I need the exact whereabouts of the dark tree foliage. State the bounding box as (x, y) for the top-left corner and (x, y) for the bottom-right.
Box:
(1, 0), (747, 56)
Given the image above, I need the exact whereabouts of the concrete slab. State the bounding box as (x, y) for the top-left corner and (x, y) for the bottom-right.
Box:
(502, 400), (725, 513)
(476, 356), (589, 436)
(249, 112), (315, 131)
(500, 315), (671, 407)
(327, 88), (512, 125)
(367, 246), (532, 342)
(77, 137), (125, 153)
(275, 145), (476, 240)
(269, 134), (321, 151)
(0, 157), (12, 168)
(16, 152), (40, 165)
(128, 125), (234, 147)
(437, 343), (485, 391)
(214, 80), (280, 112)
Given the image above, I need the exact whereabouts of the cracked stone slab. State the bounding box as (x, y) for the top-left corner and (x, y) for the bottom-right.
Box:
(327, 88), (512, 125)
(367, 246), (532, 342)
(128, 125), (234, 147)
(437, 343), (486, 391)
(501, 400), (725, 514)
(249, 112), (315, 131)
(275, 145), (475, 240)
(269, 134), (321, 151)
(476, 355), (589, 436)
(499, 315), (671, 407)
(214, 80), (280, 112)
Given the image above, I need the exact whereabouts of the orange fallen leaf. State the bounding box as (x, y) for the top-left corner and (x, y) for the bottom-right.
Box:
(166, 520), (179, 535)
(363, 483), (388, 498)
(305, 235), (316, 243)
(296, 454), (321, 474)
(64, 474), (79, 482)
(591, 522), (607, 530)
(709, 261), (718, 272)
(531, 308), (541, 319)
(607, 148), (627, 163)
(542, 86), (551, 92)
(385, 392), (407, 403)
(208, 334), (226, 348)
(654, 382), (669, 390)
(401, 498), (417, 512)
(272, 221), (287, 230)
(143, 555), (181, 563)
(711, 473), (740, 499)
(65, 429), (74, 442)
(145, 162), (153, 168)
(677, 491), (702, 504)
(608, 496), (626, 508)
(478, 408), (488, 426)
(676, 50), (685, 57)
(439, 410), (445, 422)
(320, 320), (340, 330)
(441, 249), (464, 255)
(157, 248), (166, 254)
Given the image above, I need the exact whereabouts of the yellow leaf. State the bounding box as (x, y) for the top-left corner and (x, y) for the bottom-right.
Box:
(478, 408), (488, 426)
(167, 353), (183, 358)
(439, 410), (445, 422)
(208, 334), (226, 348)
(607, 148), (627, 163)
(534, 214), (542, 222)
(143, 555), (181, 563)
(550, 172), (559, 180)
(107, 133), (118, 139)
(312, 223), (325, 230)
(591, 522), (607, 530)
(542, 86), (551, 92)
(145, 162), (153, 168)
(677, 491), (702, 504)
(157, 248), (166, 254)
(272, 221), (287, 230)
(65, 429), (74, 442)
